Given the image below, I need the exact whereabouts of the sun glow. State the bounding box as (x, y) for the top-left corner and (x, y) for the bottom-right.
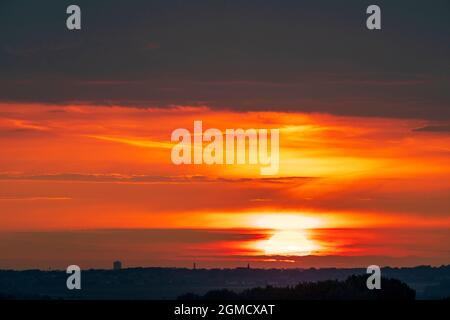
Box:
(251, 214), (323, 230)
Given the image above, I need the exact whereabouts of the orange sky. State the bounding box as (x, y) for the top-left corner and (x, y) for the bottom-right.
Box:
(0, 103), (449, 269)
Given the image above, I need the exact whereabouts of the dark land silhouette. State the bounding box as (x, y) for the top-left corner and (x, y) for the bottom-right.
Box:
(0, 265), (449, 300)
(178, 275), (415, 300)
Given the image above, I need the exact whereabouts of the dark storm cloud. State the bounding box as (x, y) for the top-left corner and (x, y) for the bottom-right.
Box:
(0, 0), (449, 119)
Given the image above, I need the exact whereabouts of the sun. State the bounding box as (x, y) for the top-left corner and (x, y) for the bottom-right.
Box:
(250, 214), (322, 256)
(256, 230), (320, 256)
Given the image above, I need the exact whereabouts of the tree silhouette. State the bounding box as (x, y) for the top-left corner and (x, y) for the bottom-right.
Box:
(178, 275), (415, 300)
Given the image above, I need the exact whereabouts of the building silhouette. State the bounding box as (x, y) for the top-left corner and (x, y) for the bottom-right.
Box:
(113, 260), (122, 270)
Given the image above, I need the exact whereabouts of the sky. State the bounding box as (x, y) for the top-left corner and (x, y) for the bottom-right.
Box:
(0, 0), (449, 269)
